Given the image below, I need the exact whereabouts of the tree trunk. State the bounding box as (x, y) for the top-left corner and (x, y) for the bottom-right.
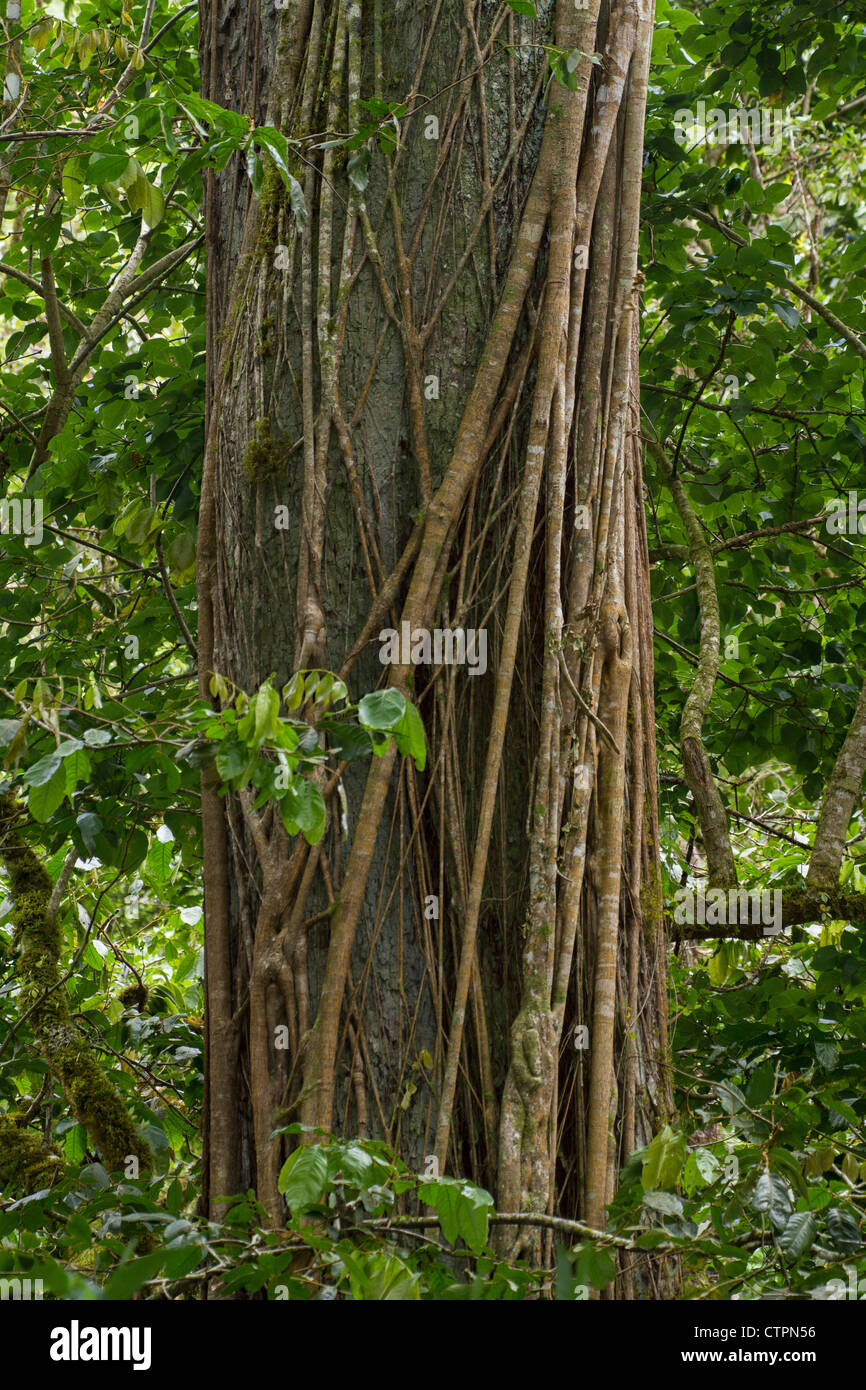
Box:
(197, 0), (672, 1288)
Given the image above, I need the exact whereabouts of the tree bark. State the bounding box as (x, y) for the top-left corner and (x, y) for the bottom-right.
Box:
(198, 0), (672, 1289)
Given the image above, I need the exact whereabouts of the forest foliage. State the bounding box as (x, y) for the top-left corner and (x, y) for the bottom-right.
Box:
(2, 0), (866, 1300)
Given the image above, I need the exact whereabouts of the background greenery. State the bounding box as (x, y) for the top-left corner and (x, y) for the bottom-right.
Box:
(2, 0), (866, 1299)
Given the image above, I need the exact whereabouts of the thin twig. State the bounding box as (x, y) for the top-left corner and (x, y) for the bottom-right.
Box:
(155, 533), (198, 663)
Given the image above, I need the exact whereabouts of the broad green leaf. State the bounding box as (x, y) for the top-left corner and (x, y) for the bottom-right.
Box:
(23, 751), (62, 786)
(682, 1147), (720, 1195)
(125, 505), (161, 548)
(87, 151), (130, 183)
(779, 1211), (816, 1259)
(575, 1242), (616, 1291)
(642, 1189), (684, 1216)
(283, 673), (304, 712)
(253, 683), (280, 745)
(358, 688), (406, 731)
(393, 699), (426, 770)
(279, 779), (326, 844)
(215, 738), (248, 782)
(103, 1252), (166, 1301)
(76, 811), (103, 854)
(28, 765), (66, 822)
(708, 941), (731, 986)
(751, 1173), (793, 1231)
(321, 720), (372, 761)
(146, 837), (174, 883)
(341, 1248), (420, 1301)
(418, 1177), (493, 1253)
(772, 299), (799, 330)
(641, 1125), (687, 1192)
(278, 1145), (328, 1212)
(164, 531), (196, 581)
(826, 1207), (862, 1253)
(141, 181), (165, 230)
(63, 748), (91, 798)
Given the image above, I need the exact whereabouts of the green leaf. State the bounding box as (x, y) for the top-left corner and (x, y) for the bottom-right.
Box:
(87, 151), (130, 183)
(278, 1145), (329, 1212)
(164, 530), (196, 580)
(682, 1147), (720, 1195)
(341, 1248), (420, 1300)
(358, 688), (406, 731)
(279, 779), (326, 844)
(575, 1242), (616, 1291)
(764, 182), (792, 207)
(141, 181), (165, 230)
(163, 1245), (204, 1281)
(418, 1177), (493, 1253)
(28, 765), (66, 822)
(716, 1080), (747, 1115)
(772, 299), (800, 330)
(321, 720), (373, 761)
(180, 95), (251, 139)
(215, 738), (248, 782)
(751, 1173), (793, 1231)
(708, 941), (732, 986)
(815, 1040), (839, 1070)
(76, 811), (103, 854)
(103, 1251), (166, 1301)
(826, 1207), (862, 1253)
(393, 699), (426, 770)
(642, 1189), (684, 1216)
(23, 751), (62, 786)
(253, 683), (281, 745)
(83, 728), (112, 746)
(125, 504), (161, 548)
(641, 1125), (687, 1192)
(146, 837), (174, 883)
(63, 748), (91, 798)
(779, 1211), (816, 1259)
(347, 150), (370, 192)
(283, 673), (304, 712)
(62, 157), (85, 205)
(504, 0), (537, 14)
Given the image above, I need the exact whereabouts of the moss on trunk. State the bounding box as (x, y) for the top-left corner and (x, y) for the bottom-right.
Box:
(0, 795), (151, 1185)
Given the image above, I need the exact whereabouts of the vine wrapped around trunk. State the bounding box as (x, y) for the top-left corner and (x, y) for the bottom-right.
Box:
(198, 0), (672, 1290)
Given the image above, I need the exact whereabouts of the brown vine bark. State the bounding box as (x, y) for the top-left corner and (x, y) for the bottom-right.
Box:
(198, 0), (671, 1289)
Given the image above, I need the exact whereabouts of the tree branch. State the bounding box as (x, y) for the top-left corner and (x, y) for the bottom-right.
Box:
(646, 435), (736, 886)
(0, 259), (87, 335)
(807, 676), (866, 889)
(686, 205), (866, 364)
